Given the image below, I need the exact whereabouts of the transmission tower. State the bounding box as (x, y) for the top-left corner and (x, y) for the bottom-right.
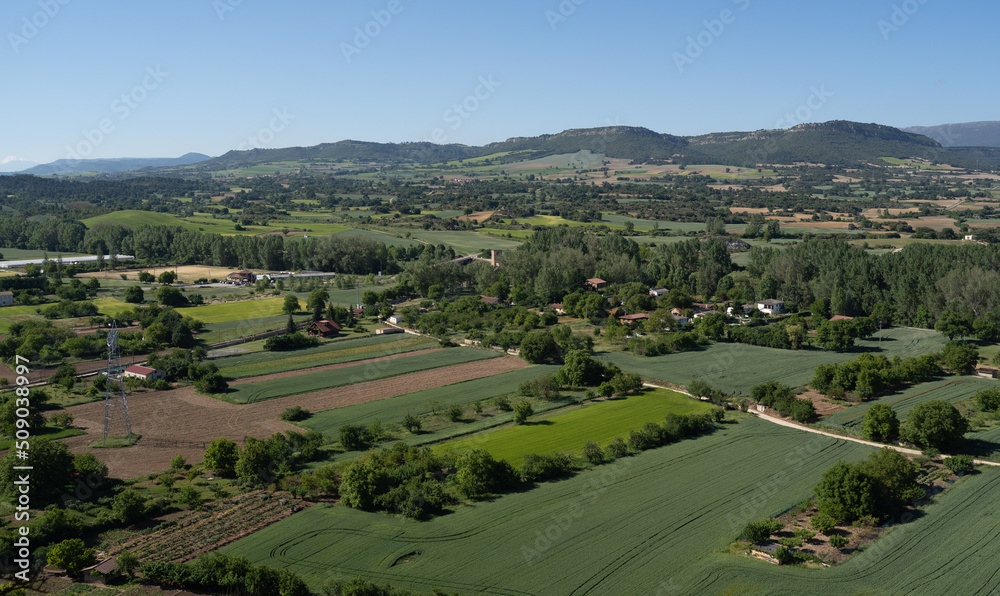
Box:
(103, 321), (133, 444)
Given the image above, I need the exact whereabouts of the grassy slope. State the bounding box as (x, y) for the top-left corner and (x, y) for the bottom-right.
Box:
(599, 327), (947, 396)
(437, 388), (716, 464)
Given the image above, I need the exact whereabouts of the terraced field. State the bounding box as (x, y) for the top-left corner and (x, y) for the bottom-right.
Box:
(223, 417), (889, 595)
(600, 327), (947, 396)
(216, 335), (437, 378)
(225, 348), (502, 403)
(437, 388), (716, 464)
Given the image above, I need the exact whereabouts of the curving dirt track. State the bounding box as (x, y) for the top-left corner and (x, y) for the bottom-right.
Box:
(59, 355), (527, 479)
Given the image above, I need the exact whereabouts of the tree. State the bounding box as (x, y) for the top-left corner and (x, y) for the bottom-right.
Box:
(282, 295), (301, 315)
(454, 448), (516, 498)
(555, 350), (606, 387)
(73, 453), (109, 485)
(816, 320), (855, 352)
(204, 438), (239, 477)
(115, 551), (140, 578)
(0, 438), (73, 505)
(814, 461), (878, 523)
(402, 413), (422, 433)
(447, 404), (464, 422)
(975, 388), (1000, 412)
(285, 314), (296, 335)
(940, 341), (978, 375)
(862, 404), (900, 443)
(157, 270), (177, 284)
(742, 518), (783, 543)
(47, 539), (96, 577)
(935, 309), (973, 341)
(582, 440), (603, 464)
(155, 286), (188, 307)
(112, 490), (148, 523)
(512, 399), (534, 424)
(810, 512), (836, 534)
(339, 424), (371, 451)
(860, 448), (922, 513)
(179, 486), (202, 509)
(901, 400), (969, 451)
(123, 285), (144, 304)
(519, 331), (560, 364)
(235, 437), (276, 486)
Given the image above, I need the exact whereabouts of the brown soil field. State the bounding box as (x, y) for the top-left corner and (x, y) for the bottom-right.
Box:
(799, 389), (847, 417)
(903, 215), (960, 231)
(832, 175), (862, 183)
(861, 208), (920, 218)
(227, 348), (444, 385)
(457, 211), (495, 223)
(58, 356), (528, 478)
(78, 265), (247, 283)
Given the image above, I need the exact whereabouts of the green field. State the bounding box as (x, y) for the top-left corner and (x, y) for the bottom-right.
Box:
(599, 327), (947, 396)
(181, 297), (288, 324)
(225, 348), (501, 403)
(224, 416), (915, 595)
(301, 365), (560, 439)
(0, 248), (88, 260)
(332, 228), (422, 248)
(217, 335), (437, 378)
(438, 388), (716, 464)
(82, 210), (350, 236)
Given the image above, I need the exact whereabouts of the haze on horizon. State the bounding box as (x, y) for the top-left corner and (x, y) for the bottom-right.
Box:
(3, 0), (996, 164)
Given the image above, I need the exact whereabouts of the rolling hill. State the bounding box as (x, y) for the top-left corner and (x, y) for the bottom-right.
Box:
(22, 153), (211, 176)
(904, 121), (1000, 148)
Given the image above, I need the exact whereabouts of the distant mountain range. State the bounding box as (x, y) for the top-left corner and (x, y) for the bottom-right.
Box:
(18, 153), (211, 176)
(903, 121), (1000, 148)
(0, 158), (39, 173)
(183, 120), (997, 172)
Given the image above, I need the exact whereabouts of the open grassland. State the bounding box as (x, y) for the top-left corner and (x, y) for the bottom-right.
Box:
(217, 335), (437, 378)
(226, 348), (501, 403)
(224, 417), (905, 595)
(301, 365), (560, 438)
(599, 327), (947, 396)
(437, 388), (716, 464)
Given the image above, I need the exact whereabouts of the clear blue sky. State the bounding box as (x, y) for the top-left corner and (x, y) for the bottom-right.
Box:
(2, 0), (996, 163)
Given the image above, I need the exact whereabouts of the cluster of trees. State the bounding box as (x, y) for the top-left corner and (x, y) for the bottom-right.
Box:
(813, 448), (923, 524)
(139, 553), (309, 596)
(202, 431), (324, 486)
(147, 349), (227, 394)
(812, 353), (940, 401)
(729, 320), (805, 350)
(264, 332), (320, 351)
(861, 400), (970, 451)
(750, 381), (816, 422)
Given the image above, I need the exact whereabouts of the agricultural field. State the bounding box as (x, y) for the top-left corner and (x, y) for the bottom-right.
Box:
(82, 209), (351, 236)
(225, 348), (501, 403)
(196, 313), (313, 345)
(301, 364), (560, 439)
(0, 247), (88, 260)
(216, 335), (437, 378)
(224, 416), (896, 595)
(181, 297), (289, 324)
(332, 228), (422, 248)
(599, 327), (947, 397)
(437, 388), (716, 464)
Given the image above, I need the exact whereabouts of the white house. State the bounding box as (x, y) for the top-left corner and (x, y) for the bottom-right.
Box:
(387, 315), (403, 325)
(756, 299), (785, 315)
(122, 365), (165, 382)
(649, 287), (669, 298)
(0, 291), (12, 307)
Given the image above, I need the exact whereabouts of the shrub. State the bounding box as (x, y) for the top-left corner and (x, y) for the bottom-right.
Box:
(472, 401), (484, 415)
(170, 455), (187, 471)
(943, 454), (974, 474)
(447, 404), (464, 422)
(829, 534), (848, 549)
(742, 518), (783, 543)
(402, 413), (422, 433)
(264, 333), (320, 351)
(512, 400), (534, 424)
(493, 394), (512, 411)
(605, 437), (629, 459)
(975, 388), (1000, 412)
(520, 452), (572, 483)
(810, 512), (836, 534)
(582, 440), (603, 464)
(280, 406), (311, 422)
(339, 424), (373, 451)
(862, 404), (900, 443)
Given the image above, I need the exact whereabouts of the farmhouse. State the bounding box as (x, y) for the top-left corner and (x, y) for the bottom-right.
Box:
(672, 314), (691, 326)
(122, 365), (165, 382)
(375, 327), (404, 335)
(618, 313), (650, 324)
(550, 303), (565, 314)
(0, 291), (12, 306)
(306, 320), (341, 338)
(649, 287), (669, 298)
(975, 366), (999, 379)
(228, 270), (254, 285)
(756, 299), (785, 315)
(584, 278), (608, 291)
(387, 315), (403, 324)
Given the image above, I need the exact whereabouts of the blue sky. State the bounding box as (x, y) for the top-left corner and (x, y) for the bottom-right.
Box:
(2, 0), (996, 163)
